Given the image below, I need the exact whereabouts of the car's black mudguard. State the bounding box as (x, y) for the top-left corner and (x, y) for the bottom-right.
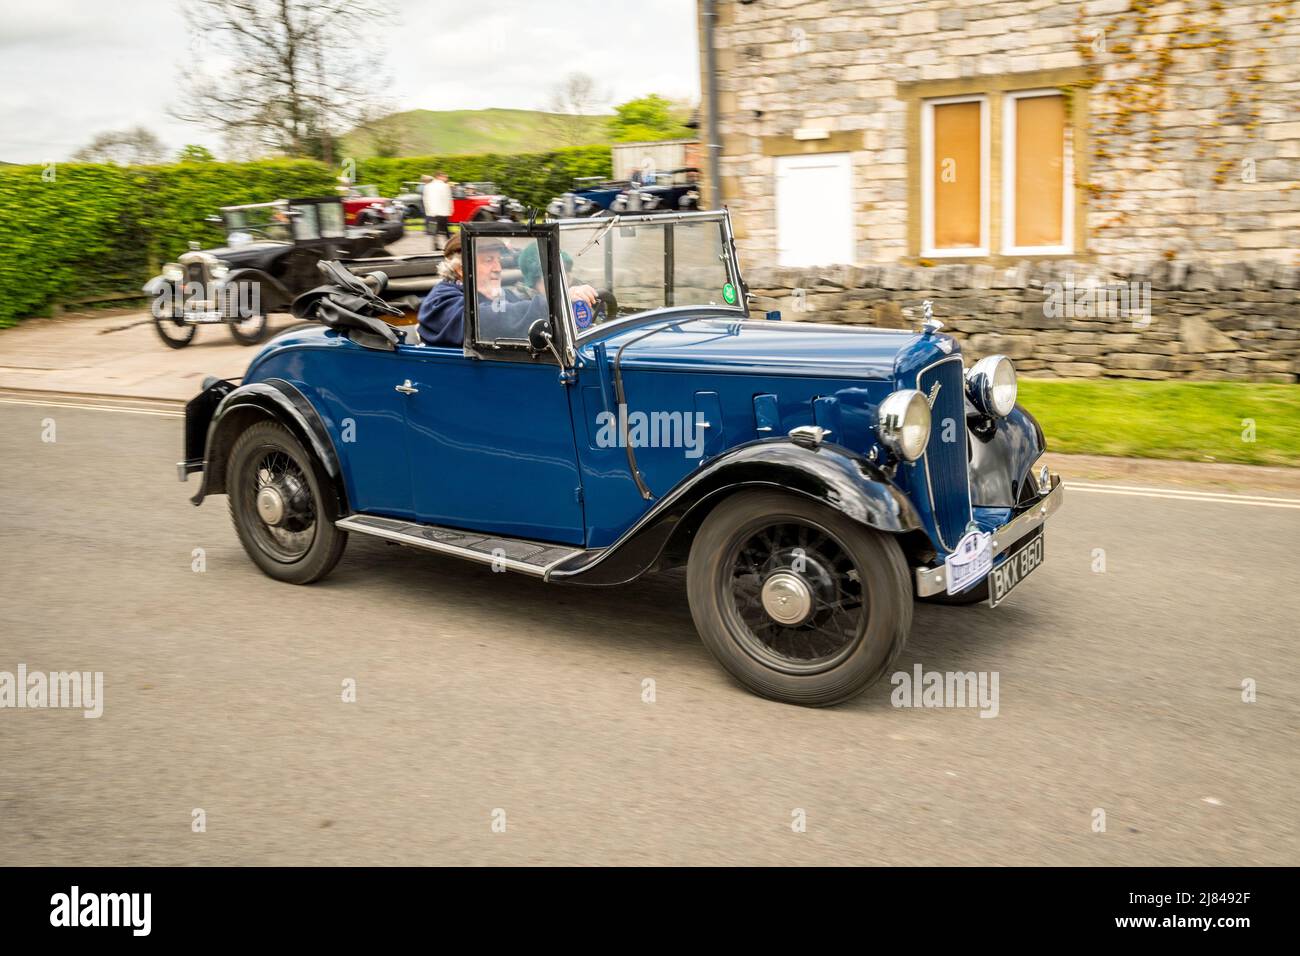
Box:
(188, 378), (343, 508)
(968, 404), (1046, 508)
(547, 440), (924, 586)
(222, 269), (293, 312)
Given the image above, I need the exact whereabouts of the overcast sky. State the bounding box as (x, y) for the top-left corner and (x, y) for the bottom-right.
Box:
(0, 0), (701, 163)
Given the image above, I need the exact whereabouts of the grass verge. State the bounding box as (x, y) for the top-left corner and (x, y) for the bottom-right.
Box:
(1018, 380), (1300, 468)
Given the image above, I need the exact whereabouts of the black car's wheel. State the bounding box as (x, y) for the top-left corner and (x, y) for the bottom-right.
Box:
(919, 579), (990, 606)
(687, 491), (912, 707)
(228, 310), (271, 345)
(227, 420), (346, 585)
(154, 312), (197, 349)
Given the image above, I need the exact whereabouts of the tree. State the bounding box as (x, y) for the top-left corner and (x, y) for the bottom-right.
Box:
(544, 72), (606, 147)
(71, 127), (167, 165)
(607, 94), (694, 143)
(177, 144), (217, 162)
(172, 0), (393, 163)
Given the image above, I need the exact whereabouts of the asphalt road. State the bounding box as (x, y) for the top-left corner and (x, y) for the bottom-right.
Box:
(1, 399), (1297, 866)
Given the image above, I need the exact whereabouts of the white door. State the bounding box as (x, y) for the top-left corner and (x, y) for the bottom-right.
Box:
(775, 152), (854, 266)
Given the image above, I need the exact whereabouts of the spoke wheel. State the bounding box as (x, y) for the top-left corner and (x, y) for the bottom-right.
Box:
(227, 420), (346, 584)
(688, 491), (912, 706)
(229, 311), (271, 345)
(154, 312), (197, 348)
(726, 521), (865, 674)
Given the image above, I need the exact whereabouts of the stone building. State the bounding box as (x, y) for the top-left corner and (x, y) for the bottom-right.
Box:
(695, 0), (1299, 380)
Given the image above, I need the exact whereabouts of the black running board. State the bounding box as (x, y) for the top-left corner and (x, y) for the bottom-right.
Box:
(336, 514), (595, 578)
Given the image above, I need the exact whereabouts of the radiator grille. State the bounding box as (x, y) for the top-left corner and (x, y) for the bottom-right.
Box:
(917, 358), (971, 551)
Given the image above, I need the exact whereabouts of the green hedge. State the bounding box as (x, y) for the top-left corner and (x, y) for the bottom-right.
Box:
(355, 145), (612, 213)
(0, 145), (613, 328)
(0, 160), (337, 327)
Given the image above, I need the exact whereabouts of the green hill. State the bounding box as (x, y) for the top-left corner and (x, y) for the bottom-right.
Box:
(342, 108), (612, 158)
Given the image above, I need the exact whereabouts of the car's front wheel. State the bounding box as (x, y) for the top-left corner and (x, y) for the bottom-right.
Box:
(154, 312), (197, 348)
(227, 420), (346, 584)
(686, 491), (912, 707)
(228, 310), (271, 345)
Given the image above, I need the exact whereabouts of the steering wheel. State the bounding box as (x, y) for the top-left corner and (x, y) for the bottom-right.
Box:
(593, 288), (618, 324)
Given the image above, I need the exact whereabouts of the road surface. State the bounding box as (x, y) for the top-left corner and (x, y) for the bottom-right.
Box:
(1, 398), (1296, 865)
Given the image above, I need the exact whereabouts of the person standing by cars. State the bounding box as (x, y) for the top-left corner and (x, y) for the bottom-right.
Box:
(422, 172), (453, 251)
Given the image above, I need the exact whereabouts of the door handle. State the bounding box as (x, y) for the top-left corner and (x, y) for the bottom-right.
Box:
(395, 379), (418, 395)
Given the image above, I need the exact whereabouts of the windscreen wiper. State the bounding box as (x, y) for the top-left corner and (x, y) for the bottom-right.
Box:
(576, 215), (619, 259)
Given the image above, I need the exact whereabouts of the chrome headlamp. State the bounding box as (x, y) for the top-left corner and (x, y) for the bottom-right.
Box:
(162, 263), (184, 282)
(876, 389), (932, 462)
(965, 355), (1018, 418)
(209, 261), (230, 280)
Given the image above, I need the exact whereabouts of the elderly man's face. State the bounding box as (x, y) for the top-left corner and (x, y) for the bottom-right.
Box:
(476, 248), (503, 298)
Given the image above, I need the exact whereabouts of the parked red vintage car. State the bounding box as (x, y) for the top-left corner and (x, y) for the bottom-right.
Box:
(452, 182), (523, 223)
(340, 185), (405, 227)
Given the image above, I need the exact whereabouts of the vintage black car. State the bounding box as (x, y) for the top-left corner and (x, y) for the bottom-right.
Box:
(144, 197), (402, 348)
(610, 167), (701, 215)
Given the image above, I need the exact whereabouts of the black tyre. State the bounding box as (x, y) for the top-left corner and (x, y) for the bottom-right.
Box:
(154, 313), (197, 348)
(686, 491), (912, 707)
(228, 310), (271, 346)
(919, 579), (989, 606)
(227, 420), (346, 585)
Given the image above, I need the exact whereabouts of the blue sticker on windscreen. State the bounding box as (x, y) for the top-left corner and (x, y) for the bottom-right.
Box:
(573, 299), (593, 329)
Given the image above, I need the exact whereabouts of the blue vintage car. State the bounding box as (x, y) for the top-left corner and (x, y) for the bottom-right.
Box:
(179, 210), (1062, 707)
(545, 177), (630, 218)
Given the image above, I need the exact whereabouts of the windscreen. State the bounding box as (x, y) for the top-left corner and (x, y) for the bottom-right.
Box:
(557, 216), (740, 334)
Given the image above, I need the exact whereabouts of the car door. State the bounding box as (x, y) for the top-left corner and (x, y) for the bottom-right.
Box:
(388, 226), (586, 545)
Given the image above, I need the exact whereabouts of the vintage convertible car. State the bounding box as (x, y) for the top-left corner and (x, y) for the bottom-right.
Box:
(177, 210), (1062, 706)
(144, 197), (402, 348)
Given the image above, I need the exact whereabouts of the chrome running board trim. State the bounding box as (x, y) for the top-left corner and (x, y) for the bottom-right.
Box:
(337, 514), (587, 578)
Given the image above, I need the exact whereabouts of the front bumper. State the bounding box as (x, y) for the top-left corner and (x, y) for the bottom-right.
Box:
(913, 475), (1064, 597)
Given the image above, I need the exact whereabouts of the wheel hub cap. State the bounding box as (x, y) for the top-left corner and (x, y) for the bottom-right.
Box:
(761, 571), (814, 626)
(256, 486), (286, 526)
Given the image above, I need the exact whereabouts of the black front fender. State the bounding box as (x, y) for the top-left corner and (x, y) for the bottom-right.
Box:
(548, 440), (923, 586)
(968, 404), (1046, 507)
(187, 378), (343, 508)
(222, 268), (292, 312)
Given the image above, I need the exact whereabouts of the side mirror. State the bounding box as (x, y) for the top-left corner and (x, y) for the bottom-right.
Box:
(527, 318), (553, 354)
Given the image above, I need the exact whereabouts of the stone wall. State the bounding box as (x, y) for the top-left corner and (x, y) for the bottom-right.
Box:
(744, 259), (1300, 381)
(702, 0), (1300, 269)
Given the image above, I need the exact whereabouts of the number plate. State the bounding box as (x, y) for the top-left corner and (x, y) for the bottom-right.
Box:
(988, 533), (1045, 608)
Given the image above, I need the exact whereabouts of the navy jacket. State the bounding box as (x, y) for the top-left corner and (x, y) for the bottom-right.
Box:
(417, 281), (548, 348)
(417, 281), (468, 348)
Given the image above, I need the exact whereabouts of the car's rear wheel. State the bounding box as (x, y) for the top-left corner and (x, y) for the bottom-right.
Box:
(227, 420), (346, 584)
(686, 491), (911, 706)
(228, 310), (271, 345)
(154, 312), (197, 348)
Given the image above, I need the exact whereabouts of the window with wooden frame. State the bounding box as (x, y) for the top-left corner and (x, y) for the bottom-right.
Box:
(921, 95), (989, 258)
(1002, 89), (1072, 255)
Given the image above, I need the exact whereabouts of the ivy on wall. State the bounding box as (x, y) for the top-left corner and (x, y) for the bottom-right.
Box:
(1075, 0), (1292, 250)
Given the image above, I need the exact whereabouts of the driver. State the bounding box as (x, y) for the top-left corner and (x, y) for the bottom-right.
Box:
(417, 234), (597, 348)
